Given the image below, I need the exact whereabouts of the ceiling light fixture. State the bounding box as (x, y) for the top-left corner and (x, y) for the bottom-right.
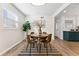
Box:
(63, 10), (66, 13)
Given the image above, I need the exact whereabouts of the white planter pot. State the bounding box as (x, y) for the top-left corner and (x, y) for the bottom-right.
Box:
(24, 30), (30, 40)
(24, 32), (27, 40)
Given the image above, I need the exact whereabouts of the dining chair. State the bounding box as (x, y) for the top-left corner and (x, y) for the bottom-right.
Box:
(30, 32), (34, 34)
(40, 32), (47, 43)
(26, 35), (38, 55)
(46, 34), (52, 50)
(30, 32), (38, 48)
(43, 32), (47, 34)
(40, 34), (52, 55)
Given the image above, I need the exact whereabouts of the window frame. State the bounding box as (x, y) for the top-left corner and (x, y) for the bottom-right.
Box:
(2, 8), (19, 29)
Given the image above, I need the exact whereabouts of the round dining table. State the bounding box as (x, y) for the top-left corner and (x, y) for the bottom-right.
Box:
(31, 34), (48, 39)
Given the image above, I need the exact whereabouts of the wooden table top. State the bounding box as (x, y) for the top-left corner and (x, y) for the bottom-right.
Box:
(30, 34), (48, 38)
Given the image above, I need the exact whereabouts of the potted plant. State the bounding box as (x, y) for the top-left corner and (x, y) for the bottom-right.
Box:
(23, 21), (31, 40)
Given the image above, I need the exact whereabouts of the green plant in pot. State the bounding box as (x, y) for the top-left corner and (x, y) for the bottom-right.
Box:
(23, 21), (31, 39)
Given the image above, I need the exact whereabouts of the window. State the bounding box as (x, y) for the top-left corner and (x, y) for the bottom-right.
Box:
(3, 8), (18, 28)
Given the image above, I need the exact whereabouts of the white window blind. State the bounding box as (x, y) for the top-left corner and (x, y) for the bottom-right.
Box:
(3, 8), (18, 28)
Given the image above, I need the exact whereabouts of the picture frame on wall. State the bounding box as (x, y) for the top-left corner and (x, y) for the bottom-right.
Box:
(64, 20), (73, 31)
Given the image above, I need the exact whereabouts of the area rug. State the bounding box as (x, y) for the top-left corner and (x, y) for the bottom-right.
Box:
(18, 44), (62, 56)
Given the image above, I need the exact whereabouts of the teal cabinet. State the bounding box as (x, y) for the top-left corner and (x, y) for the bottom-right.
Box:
(63, 31), (79, 41)
(63, 31), (69, 40)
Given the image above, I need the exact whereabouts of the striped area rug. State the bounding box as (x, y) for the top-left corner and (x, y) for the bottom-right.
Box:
(18, 44), (62, 56)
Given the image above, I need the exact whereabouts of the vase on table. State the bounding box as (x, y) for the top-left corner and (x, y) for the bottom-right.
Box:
(39, 27), (42, 35)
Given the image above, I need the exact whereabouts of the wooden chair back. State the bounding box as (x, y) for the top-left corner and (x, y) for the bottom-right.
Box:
(43, 32), (47, 34)
(47, 34), (52, 42)
(30, 32), (34, 34)
(27, 35), (31, 43)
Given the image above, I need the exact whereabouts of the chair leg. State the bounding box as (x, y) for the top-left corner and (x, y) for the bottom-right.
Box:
(44, 43), (46, 48)
(29, 44), (31, 56)
(26, 43), (29, 51)
(39, 43), (41, 53)
(49, 43), (52, 52)
(32, 43), (35, 48)
(36, 43), (38, 52)
(46, 43), (48, 56)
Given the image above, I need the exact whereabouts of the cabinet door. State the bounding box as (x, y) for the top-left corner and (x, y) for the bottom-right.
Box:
(69, 32), (76, 40)
(63, 31), (69, 40)
(75, 32), (79, 40)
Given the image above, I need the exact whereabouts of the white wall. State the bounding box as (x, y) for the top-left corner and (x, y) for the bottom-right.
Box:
(0, 3), (25, 55)
(55, 4), (79, 40)
(55, 15), (78, 39)
(55, 15), (64, 39)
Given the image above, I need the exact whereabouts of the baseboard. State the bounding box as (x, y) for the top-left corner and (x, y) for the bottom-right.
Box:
(0, 39), (23, 56)
(54, 36), (63, 40)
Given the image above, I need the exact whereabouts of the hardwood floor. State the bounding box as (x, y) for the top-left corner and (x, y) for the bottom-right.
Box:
(2, 38), (79, 56)
(54, 38), (79, 56)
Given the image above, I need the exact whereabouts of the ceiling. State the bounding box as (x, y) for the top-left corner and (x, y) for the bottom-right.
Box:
(13, 3), (64, 16)
(64, 3), (79, 16)
(56, 3), (79, 18)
